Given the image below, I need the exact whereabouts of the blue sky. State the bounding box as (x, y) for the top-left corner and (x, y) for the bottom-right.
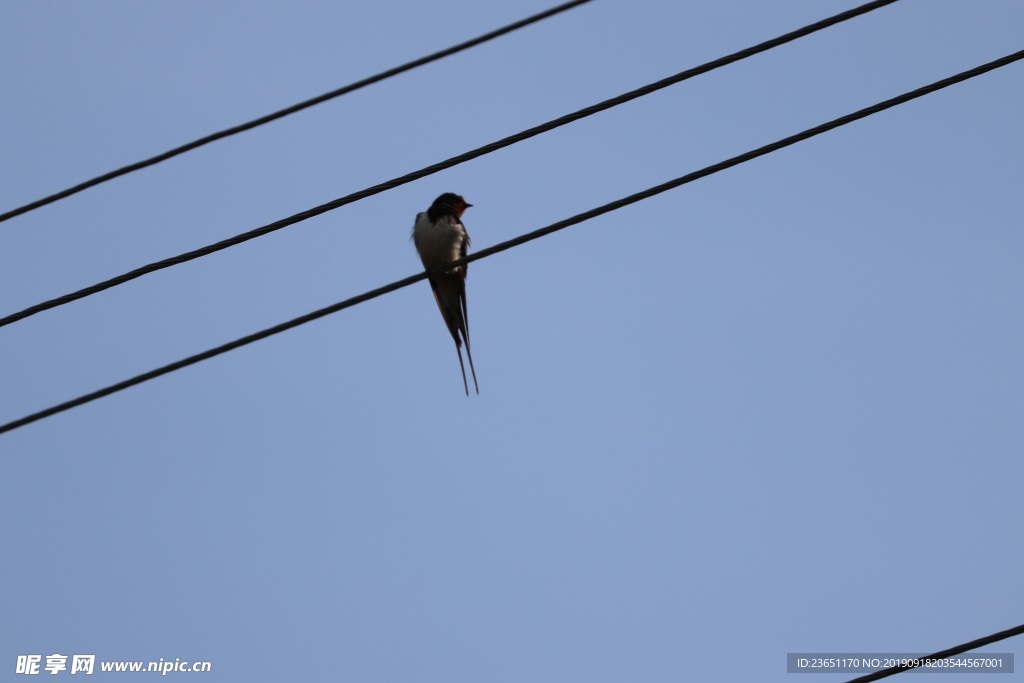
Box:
(2, 1), (1022, 680)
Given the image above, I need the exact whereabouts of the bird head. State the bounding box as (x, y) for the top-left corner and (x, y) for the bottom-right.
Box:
(431, 192), (473, 218)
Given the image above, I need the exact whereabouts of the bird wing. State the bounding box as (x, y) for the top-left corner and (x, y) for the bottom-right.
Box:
(428, 273), (467, 350)
(432, 220), (471, 347)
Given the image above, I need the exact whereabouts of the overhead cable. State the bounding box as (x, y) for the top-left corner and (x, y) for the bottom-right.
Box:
(0, 0), (900, 330)
(0, 0), (595, 224)
(1, 47), (1019, 436)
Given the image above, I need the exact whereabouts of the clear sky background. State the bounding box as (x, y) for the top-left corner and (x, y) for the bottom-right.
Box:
(2, 1), (1021, 680)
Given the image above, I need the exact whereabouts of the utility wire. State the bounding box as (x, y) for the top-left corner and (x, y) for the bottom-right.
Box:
(1, 48), (1020, 437)
(844, 623), (1024, 682)
(0, 0), (900, 330)
(0, 0), (595, 224)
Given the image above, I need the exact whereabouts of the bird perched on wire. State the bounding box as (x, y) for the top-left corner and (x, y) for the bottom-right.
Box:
(412, 192), (479, 395)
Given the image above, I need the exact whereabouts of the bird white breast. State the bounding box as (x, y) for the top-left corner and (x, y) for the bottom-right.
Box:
(412, 212), (465, 269)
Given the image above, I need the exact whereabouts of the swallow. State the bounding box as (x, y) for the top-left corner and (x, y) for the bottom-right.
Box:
(412, 192), (479, 395)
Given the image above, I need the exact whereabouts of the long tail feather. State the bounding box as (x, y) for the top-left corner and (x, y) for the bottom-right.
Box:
(459, 281), (479, 395)
(454, 345), (469, 396)
(464, 340), (479, 395)
(430, 274), (480, 396)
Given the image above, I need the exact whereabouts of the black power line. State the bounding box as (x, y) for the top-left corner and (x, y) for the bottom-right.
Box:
(844, 623), (1024, 682)
(0, 0), (595, 224)
(1, 48), (1020, 437)
(0, 0), (900, 330)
